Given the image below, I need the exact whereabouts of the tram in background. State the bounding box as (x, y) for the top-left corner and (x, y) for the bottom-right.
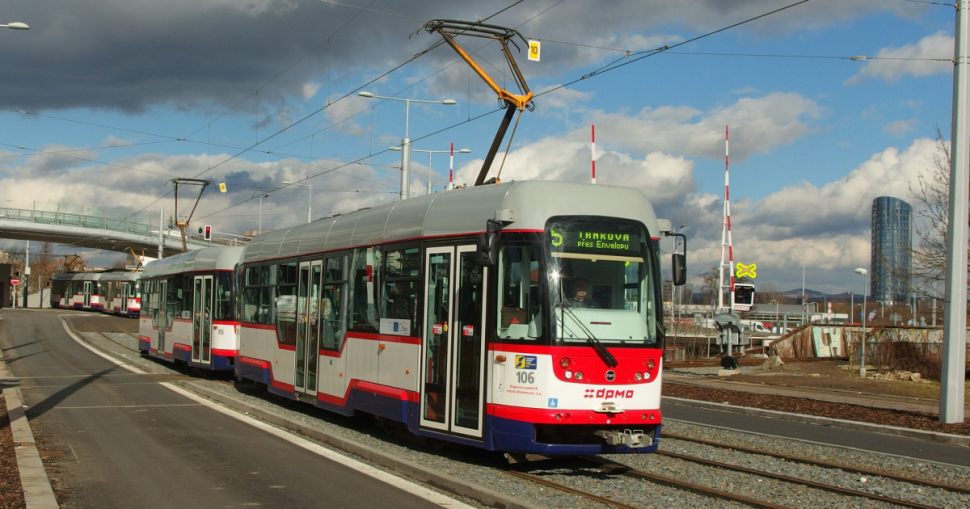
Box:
(138, 246), (243, 371)
(51, 270), (141, 316)
(50, 271), (107, 311)
(235, 180), (685, 456)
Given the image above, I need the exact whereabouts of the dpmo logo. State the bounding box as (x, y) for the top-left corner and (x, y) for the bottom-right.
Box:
(584, 388), (635, 399)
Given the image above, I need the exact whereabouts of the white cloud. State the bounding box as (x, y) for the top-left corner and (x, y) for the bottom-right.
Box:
(587, 92), (822, 161)
(883, 119), (919, 137)
(845, 31), (952, 85)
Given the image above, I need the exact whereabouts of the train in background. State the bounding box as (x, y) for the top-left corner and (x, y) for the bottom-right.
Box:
(50, 270), (141, 317)
(137, 246), (243, 371)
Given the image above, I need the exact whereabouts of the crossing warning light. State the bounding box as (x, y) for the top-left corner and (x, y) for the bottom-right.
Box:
(733, 283), (755, 311)
(203, 225), (211, 240)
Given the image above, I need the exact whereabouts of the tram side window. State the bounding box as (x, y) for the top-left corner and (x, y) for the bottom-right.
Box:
(242, 265), (275, 325)
(349, 249), (378, 333)
(215, 272), (234, 321)
(496, 246), (539, 340)
(277, 261), (298, 347)
(321, 254), (349, 350)
(382, 247), (419, 334)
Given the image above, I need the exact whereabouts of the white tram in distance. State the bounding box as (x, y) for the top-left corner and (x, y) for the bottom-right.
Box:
(50, 270), (140, 316)
(138, 247), (243, 371)
(236, 180), (684, 455)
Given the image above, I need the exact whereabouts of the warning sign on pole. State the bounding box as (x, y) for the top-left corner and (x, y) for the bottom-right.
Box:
(10, 277), (20, 286)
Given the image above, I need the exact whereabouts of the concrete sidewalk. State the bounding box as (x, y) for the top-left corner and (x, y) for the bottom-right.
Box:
(1, 347), (58, 509)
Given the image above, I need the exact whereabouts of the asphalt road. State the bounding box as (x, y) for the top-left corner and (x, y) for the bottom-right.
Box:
(0, 308), (458, 509)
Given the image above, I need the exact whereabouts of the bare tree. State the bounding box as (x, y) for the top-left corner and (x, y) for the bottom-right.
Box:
(699, 264), (719, 307)
(908, 127), (970, 299)
(59, 254), (88, 273)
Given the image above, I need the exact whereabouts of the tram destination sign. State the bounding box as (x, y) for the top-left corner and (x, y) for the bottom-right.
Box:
(550, 226), (641, 257)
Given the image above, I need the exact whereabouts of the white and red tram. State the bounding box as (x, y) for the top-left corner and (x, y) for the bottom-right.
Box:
(138, 246), (243, 371)
(50, 272), (108, 311)
(236, 180), (683, 455)
(99, 270), (141, 317)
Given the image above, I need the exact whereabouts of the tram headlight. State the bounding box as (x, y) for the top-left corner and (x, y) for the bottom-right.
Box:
(647, 359), (656, 370)
(574, 371), (584, 381)
(564, 370), (573, 380)
(559, 357), (571, 369)
(634, 372), (643, 381)
(643, 371), (651, 381)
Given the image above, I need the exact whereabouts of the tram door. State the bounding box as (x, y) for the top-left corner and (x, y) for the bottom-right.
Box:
(420, 245), (487, 438)
(82, 281), (92, 307)
(154, 280), (167, 354)
(192, 275), (213, 365)
(295, 260), (322, 396)
(120, 282), (130, 314)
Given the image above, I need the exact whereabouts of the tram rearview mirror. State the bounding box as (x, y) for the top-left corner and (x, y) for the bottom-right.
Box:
(672, 253), (686, 286)
(476, 231), (498, 266)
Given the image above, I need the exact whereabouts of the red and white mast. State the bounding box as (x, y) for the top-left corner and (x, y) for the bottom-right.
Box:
(591, 125), (596, 184)
(718, 126), (735, 312)
(448, 142), (454, 190)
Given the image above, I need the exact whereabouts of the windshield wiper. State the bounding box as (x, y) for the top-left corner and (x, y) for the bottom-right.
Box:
(558, 303), (618, 368)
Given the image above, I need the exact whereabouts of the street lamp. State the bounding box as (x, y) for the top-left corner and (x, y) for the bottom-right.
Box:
(391, 144), (470, 195)
(358, 91), (457, 201)
(253, 189), (271, 234)
(769, 299), (779, 328)
(0, 22), (28, 30)
(282, 181), (311, 224)
(854, 267), (869, 378)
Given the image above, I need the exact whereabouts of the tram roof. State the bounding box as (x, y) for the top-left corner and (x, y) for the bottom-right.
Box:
(243, 180), (660, 263)
(51, 269), (139, 282)
(141, 246), (244, 278)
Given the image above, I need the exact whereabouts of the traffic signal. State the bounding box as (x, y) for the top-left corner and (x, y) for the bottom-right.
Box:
(203, 225), (211, 241)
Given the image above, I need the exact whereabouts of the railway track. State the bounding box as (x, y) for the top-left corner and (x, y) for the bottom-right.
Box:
(662, 432), (970, 496)
(508, 447), (965, 509)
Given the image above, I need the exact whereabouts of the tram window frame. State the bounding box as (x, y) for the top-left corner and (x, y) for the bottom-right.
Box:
(495, 242), (542, 343)
(381, 244), (420, 336)
(215, 272), (234, 321)
(277, 261), (299, 347)
(321, 253), (349, 351)
(242, 264), (276, 325)
(349, 248), (379, 333)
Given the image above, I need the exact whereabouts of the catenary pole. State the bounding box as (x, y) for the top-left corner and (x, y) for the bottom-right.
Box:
(941, 0), (969, 424)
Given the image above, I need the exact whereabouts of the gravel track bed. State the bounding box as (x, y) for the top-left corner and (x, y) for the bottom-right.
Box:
(79, 328), (970, 509)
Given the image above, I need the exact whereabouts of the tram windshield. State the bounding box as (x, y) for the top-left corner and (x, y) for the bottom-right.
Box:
(547, 218), (660, 348)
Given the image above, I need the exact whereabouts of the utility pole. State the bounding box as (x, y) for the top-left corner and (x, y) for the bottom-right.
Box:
(941, 0), (969, 424)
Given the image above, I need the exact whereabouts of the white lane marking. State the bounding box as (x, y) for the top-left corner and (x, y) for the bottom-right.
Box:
(60, 317), (475, 508)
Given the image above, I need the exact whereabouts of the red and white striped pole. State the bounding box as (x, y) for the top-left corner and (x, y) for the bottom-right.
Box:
(448, 142), (454, 189)
(591, 125), (596, 184)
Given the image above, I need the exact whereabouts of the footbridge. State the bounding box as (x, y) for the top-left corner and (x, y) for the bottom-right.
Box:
(0, 203), (248, 257)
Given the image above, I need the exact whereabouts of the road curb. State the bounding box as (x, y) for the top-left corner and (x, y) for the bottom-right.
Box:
(0, 348), (59, 509)
(663, 396), (970, 447)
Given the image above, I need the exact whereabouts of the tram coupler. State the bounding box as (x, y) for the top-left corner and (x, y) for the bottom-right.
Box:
(594, 429), (652, 448)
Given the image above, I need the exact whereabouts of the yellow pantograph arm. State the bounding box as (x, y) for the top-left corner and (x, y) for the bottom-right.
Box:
(438, 31), (533, 111)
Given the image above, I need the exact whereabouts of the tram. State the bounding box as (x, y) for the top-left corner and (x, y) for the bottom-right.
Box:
(235, 180), (684, 455)
(99, 270), (141, 317)
(50, 272), (106, 311)
(138, 246), (243, 371)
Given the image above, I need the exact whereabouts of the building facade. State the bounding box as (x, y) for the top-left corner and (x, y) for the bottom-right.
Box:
(871, 196), (912, 304)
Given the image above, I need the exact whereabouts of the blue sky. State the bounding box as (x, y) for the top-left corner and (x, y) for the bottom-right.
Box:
(0, 0), (959, 295)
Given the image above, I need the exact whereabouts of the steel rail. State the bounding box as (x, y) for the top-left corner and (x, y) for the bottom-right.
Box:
(663, 432), (970, 495)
